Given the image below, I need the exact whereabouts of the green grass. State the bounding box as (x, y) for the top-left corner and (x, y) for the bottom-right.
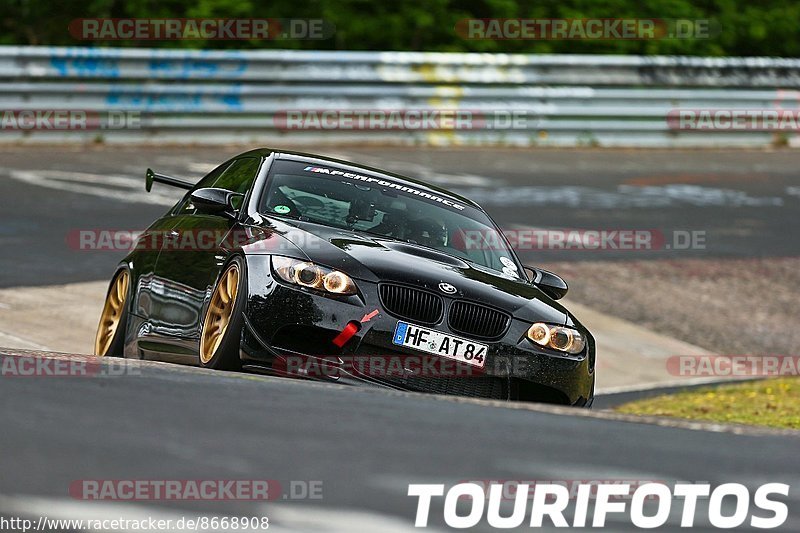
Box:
(616, 378), (800, 430)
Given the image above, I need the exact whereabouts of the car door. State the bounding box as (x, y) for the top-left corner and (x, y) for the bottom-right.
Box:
(133, 160), (234, 331)
(142, 157), (262, 359)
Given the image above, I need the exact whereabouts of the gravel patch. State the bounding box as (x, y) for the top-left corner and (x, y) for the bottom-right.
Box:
(539, 257), (799, 356)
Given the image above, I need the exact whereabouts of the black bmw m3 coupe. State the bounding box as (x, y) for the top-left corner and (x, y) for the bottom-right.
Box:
(95, 149), (596, 407)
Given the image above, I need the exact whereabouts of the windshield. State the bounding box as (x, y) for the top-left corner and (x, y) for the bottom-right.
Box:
(260, 160), (522, 278)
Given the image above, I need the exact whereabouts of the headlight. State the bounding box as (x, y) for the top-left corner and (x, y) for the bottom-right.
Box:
(526, 322), (586, 354)
(271, 256), (357, 295)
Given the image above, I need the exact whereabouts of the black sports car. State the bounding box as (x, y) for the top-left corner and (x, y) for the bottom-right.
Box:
(95, 149), (595, 407)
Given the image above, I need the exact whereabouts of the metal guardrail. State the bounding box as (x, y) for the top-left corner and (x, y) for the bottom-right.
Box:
(2, 45), (800, 146)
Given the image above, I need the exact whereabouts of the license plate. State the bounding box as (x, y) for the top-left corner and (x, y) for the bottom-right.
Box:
(392, 321), (487, 368)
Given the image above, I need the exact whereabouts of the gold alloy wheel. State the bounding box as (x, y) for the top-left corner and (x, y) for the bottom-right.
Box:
(200, 263), (240, 364)
(94, 270), (129, 356)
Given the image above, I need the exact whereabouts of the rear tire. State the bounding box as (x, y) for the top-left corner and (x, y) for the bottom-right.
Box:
(94, 268), (130, 357)
(199, 257), (245, 370)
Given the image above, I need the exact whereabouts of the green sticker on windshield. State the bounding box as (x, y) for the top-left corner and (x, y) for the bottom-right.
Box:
(274, 205), (290, 214)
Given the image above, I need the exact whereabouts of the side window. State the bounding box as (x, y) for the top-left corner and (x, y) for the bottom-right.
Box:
(211, 158), (260, 209)
(196, 161), (234, 190)
(173, 158), (260, 215)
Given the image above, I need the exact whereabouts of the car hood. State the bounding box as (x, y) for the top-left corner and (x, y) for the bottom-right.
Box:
(246, 217), (570, 326)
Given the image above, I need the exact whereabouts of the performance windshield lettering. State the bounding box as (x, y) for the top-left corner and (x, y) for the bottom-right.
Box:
(303, 166), (466, 210)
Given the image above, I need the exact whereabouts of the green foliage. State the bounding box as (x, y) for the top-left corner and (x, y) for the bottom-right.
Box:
(1, 0), (798, 56)
(617, 378), (800, 430)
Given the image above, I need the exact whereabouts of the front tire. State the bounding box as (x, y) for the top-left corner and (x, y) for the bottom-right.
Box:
(199, 258), (245, 370)
(94, 268), (130, 357)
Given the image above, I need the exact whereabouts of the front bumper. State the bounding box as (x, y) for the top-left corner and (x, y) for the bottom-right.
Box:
(240, 256), (595, 406)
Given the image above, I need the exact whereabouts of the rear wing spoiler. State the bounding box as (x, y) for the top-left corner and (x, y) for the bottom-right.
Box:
(145, 168), (193, 192)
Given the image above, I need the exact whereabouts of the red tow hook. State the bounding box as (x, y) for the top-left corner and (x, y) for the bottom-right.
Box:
(331, 309), (380, 348)
(332, 321), (361, 348)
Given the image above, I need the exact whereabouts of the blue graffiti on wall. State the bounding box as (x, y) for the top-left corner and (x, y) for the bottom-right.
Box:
(105, 87), (243, 111)
(48, 48), (249, 80)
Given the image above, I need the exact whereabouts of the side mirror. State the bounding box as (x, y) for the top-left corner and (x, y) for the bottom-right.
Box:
(190, 188), (242, 218)
(523, 266), (569, 300)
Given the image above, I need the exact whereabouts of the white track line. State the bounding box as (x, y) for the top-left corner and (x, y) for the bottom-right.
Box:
(7, 169), (179, 205)
(0, 331), (50, 351)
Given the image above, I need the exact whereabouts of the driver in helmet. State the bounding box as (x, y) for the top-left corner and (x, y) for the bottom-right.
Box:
(412, 218), (447, 248)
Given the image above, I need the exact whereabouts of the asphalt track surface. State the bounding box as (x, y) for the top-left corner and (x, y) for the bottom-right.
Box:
(1, 146), (799, 530)
(1, 352), (799, 532)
